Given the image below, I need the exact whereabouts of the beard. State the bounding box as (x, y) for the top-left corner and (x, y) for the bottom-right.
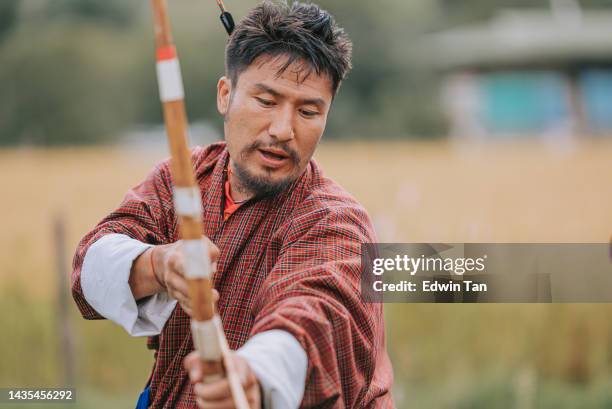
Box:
(232, 140), (302, 199)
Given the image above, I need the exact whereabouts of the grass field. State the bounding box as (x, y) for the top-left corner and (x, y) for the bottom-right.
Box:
(1, 139), (611, 408)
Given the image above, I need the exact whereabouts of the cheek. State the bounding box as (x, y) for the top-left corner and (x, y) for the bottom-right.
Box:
(297, 127), (324, 161)
(225, 105), (252, 149)
(305, 117), (327, 145)
(228, 100), (268, 137)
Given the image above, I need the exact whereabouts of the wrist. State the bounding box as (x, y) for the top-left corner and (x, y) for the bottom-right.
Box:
(129, 246), (165, 300)
(150, 246), (166, 289)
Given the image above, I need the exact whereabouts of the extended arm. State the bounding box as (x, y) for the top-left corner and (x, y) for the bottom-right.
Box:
(71, 161), (175, 321)
(249, 205), (392, 408)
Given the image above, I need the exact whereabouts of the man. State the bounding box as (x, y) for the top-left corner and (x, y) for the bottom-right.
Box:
(71, 1), (393, 408)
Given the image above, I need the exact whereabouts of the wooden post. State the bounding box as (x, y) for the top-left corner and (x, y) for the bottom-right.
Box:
(54, 213), (76, 387)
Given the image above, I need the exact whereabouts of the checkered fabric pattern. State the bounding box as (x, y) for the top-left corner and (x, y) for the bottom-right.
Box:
(71, 142), (394, 408)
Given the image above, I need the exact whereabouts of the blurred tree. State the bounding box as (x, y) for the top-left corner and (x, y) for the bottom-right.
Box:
(46, 0), (137, 27)
(0, 25), (144, 145)
(585, 0), (612, 5)
(438, 0), (549, 26)
(1, 0), (612, 145)
(315, 0), (446, 138)
(439, 0), (612, 26)
(0, 0), (19, 43)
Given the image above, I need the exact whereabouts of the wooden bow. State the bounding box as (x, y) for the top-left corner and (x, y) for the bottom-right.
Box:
(150, 1), (248, 407)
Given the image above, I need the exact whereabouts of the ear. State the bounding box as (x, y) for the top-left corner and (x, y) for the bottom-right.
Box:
(217, 76), (232, 116)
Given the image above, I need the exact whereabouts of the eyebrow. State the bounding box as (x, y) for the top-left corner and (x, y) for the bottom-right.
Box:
(253, 83), (326, 108)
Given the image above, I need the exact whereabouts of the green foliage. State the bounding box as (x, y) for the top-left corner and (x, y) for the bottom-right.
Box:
(1, 0), (611, 145)
(0, 24), (146, 145)
(46, 0), (138, 27)
(0, 0), (19, 43)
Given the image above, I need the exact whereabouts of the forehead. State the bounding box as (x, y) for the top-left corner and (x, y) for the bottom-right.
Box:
(235, 55), (333, 102)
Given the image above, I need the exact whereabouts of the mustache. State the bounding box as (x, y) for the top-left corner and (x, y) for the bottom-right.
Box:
(243, 140), (300, 164)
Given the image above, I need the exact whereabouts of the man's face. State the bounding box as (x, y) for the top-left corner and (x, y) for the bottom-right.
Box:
(217, 55), (333, 198)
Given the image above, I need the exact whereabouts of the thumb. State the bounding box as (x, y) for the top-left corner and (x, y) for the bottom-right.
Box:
(184, 351), (204, 383)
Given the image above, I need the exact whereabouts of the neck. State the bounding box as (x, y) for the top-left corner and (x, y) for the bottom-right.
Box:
(228, 159), (254, 202)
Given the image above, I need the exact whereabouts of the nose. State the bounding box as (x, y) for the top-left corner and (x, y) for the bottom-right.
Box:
(268, 105), (295, 142)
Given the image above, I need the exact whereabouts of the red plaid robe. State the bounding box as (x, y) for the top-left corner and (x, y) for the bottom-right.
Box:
(72, 142), (394, 408)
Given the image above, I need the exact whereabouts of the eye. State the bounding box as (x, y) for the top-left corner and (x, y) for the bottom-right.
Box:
(255, 97), (275, 107)
(299, 108), (320, 118)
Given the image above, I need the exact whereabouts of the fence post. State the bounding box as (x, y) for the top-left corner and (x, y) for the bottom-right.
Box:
(54, 213), (76, 386)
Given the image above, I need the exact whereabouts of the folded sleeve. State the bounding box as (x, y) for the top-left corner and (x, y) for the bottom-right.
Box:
(80, 233), (177, 336)
(71, 160), (176, 320)
(237, 330), (307, 409)
(250, 205), (393, 408)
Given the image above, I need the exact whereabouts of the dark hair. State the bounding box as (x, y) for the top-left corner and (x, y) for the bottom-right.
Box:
(225, 1), (352, 95)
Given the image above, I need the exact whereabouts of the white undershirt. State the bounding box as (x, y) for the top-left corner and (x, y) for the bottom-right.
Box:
(80, 233), (307, 408)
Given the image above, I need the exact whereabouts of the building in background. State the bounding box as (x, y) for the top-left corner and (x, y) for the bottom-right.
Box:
(423, 1), (612, 141)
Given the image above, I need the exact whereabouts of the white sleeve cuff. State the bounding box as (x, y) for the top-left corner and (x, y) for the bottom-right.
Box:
(80, 233), (177, 337)
(237, 330), (307, 409)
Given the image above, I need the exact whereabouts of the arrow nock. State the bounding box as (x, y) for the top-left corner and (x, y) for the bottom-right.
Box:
(215, 0), (235, 35)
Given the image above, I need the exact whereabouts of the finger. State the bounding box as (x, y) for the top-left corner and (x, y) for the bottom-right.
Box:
(166, 286), (191, 315)
(184, 352), (204, 382)
(196, 398), (235, 409)
(212, 289), (220, 303)
(247, 384), (261, 408)
(205, 237), (220, 262)
(171, 293), (191, 314)
(166, 251), (185, 277)
(194, 378), (231, 401)
(167, 284), (188, 304)
(181, 303), (193, 317)
(167, 272), (190, 299)
(244, 372), (257, 390)
(234, 355), (257, 389)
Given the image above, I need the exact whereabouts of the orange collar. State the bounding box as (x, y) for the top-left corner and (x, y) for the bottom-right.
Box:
(223, 166), (246, 221)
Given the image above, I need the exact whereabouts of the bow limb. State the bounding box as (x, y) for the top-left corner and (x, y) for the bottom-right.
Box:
(149, 1), (250, 407)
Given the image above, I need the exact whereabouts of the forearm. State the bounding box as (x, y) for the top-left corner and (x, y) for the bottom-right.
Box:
(129, 246), (165, 300)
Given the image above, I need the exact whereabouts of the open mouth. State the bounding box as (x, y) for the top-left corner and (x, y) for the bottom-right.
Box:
(257, 148), (291, 168)
(259, 148), (288, 161)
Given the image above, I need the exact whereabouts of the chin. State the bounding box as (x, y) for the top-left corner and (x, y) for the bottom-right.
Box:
(255, 170), (293, 187)
(238, 164), (297, 198)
